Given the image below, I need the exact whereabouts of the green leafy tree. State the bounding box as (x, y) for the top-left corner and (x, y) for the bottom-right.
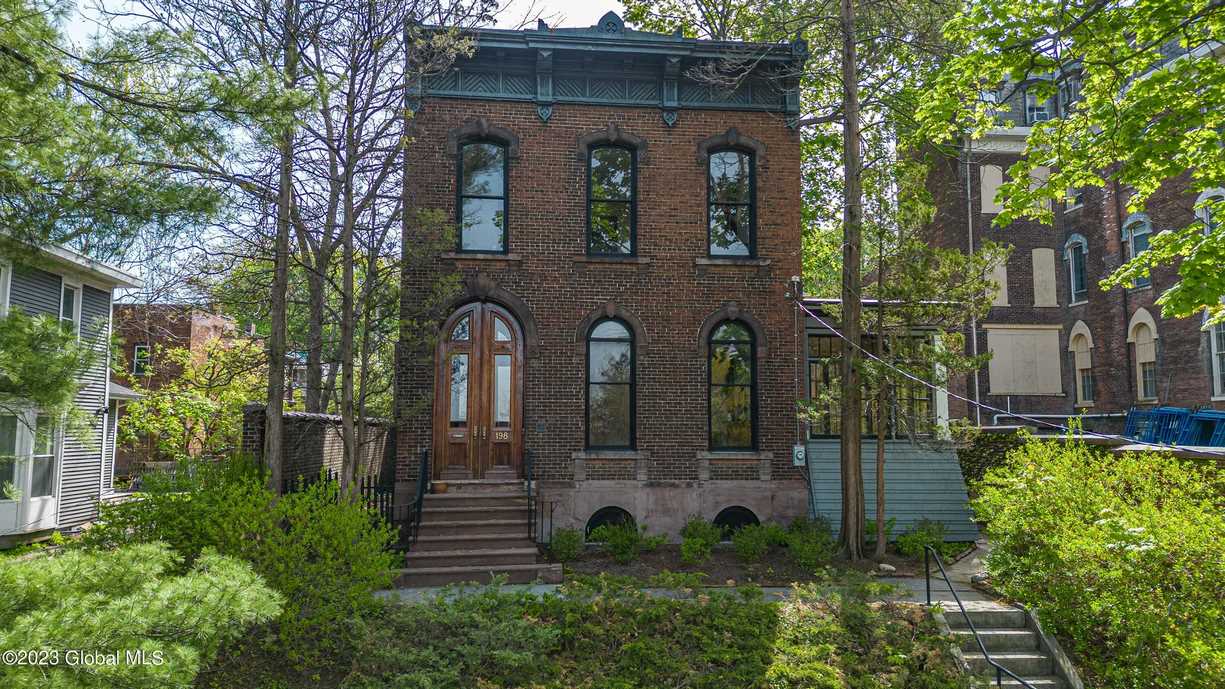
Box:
(118, 338), (266, 464)
(0, 543), (282, 689)
(917, 0), (1225, 321)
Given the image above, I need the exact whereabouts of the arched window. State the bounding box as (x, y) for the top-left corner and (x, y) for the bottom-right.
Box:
(1123, 214), (1152, 288)
(708, 150), (756, 257)
(1128, 309), (1159, 401)
(587, 319), (634, 448)
(585, 506), (634, 538)
(1064, 233), (1089, 303)
(1197, 188), (1225, 235)
(708, 321), (755, 450)
(587, 146), (636, 255)
(457, 141), (507, 252)
(1068, 322), (1094, 405)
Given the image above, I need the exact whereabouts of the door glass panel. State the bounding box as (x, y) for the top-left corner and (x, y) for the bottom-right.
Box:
(449, 354), (469, 426)
(494, 354), (511, 426)
(451, 315), (470, 341)
(31, 415), (54, 498)
(0, 415), (16, 498)
(494, 317), (511, 342)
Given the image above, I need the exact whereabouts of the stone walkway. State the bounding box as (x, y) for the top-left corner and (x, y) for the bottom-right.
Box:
(381, 538), (994, 605)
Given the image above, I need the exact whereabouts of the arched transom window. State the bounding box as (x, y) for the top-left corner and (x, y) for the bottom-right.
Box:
(587, 319), (635, 448)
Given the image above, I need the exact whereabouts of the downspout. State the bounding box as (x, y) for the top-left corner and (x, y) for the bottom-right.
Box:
(965, 139), (983, 425)
(1112, 176), (1136, 401)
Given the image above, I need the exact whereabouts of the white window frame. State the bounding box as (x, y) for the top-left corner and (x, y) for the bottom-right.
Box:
(1196, 188), (1224, 235)
(0, 409), (61, 535)
(1025, 91), (1051, 123)
(1128, 309), (1159, 402)
(1123, 214), (1153, 289)
(60, 280), (82, 336)
(1065, 187), (1084, 212)
(1064, 234), (1089, 305)
(132, 344), (152, 376)
(0, 260), (10, 316)
(1210, 321), (1225, 400)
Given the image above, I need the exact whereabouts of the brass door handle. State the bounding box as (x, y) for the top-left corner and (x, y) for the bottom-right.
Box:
(482, 426), (488, 440)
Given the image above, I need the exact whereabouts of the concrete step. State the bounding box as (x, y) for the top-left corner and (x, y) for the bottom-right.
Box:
(944, 602), (1028, 629)
(423, 492), (527, 508)
(954, 628), (1039, 652)
(412, 532), (536, 552)
(394, 562), (563, 587)
(433, 479), (524, 494)
(422, 505), (529, 523)
(964, 651), (1052, 677)
(405, 547), (540, 569)
(416, 519), (530, 536)
(992, 677), (1064, 689)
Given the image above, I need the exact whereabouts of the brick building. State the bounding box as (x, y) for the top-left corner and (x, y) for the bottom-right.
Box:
(930, 62), (1225, 432)
(111, 304), (237, 476)
(395, 13), (812, 540)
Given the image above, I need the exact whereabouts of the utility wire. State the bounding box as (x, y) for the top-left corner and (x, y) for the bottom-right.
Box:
(796, 298), (1225, 458)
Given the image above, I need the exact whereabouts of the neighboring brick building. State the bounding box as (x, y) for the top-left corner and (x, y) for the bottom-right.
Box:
(111, 304), (237, 476)
(931, 65), (1225, 433)
(395, 13), (811, 537)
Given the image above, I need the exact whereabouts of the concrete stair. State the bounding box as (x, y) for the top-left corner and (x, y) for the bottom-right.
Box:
(395, 484), (562, 587)
(946, 601), (1065, 688)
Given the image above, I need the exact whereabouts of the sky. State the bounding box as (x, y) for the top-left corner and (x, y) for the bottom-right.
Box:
(62, 0), (625, 44)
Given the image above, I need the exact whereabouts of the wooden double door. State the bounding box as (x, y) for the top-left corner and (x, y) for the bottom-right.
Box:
(434, 302), (524, 480)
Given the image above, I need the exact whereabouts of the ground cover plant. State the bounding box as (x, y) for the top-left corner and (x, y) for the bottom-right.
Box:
(0, 543), (281, 689)
(341, 575), (973, 689)
(586, 522), (665, 564)
(975, 438), (1225, 688)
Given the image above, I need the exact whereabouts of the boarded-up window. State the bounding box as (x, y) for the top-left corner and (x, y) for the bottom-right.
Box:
(981, 165), (1004, 214)
(988, 260), (1009, 306)
(1070, 330), (1094, 405)
(1032, 248), (1058, 306)
(986, 326), (1063, 394)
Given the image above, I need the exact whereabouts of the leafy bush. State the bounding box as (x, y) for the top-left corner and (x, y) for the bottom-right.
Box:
(975, 438), (1225, 687)
(864, 516), (896, 547)
(784, 517), (837, 571)
(679, 516), (723, 565)
(730, 522), (787, 563)
(81, 457), (396, 662)
(0, 543), (281, 688)
(588, 522), (664, 564)
(955, 428), (1027, 492)
(895, 519), (947, 558)
(548, 528), (584, 562)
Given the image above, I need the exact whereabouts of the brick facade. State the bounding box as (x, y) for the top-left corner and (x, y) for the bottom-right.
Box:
(931, 135), (1225, 432)
(395, 20), (810, 535)
(241, 405), (390, 485)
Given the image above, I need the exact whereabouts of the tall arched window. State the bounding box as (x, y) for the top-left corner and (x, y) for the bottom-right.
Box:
(1129, 315), (1158, 401)
(587, 319), (634, 448)
(1068, 322), (1094, 405)
(457, 141), (508, 252)
(1197, 188), (1224, 234)
(587, 146), (636, 255)
(708, 150), (756, 257)
(1123, 214), (1152, 288)
(709, 321), (755, 450)
(1064, 233), (1089, 303)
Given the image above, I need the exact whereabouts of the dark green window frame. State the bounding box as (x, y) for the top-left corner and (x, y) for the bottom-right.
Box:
(708, 320), (757, 451)
(586, 318), (636, 449)
(456, 140), (509, 254)
(707, 148), (757, 258)
(586, 145), (637, 256)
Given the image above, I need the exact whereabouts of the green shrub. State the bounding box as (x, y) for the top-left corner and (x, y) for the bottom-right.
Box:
(588, 522), (663, 564)
(864, 516), (896, 547)
(679, 516), (723, 565)
(975, 438), (1225, 687)
(548, 528), (584, 562)
(895, 519), (947, 558)
(956, 428), (1028, 492)
(730, 522), (787, 563)
(784, 517), (836, 571)
(0, 543), (281, 689)
(81, 457), (396, 663)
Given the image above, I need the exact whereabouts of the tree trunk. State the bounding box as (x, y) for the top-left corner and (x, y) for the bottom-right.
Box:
(838, 0), (866, 560)
(304, 265), (326, 413)
(874, 335), (888, 559)
(338, 94), (357, 497)
(264, 0), (297, 494)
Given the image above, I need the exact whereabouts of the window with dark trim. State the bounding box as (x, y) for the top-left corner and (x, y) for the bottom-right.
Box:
(807, 333), (935, 438)
(709, 321), (755, 450)
(586, 319), (634, 448)
(1065, 236), (1088, 303)
(587, 146), (635, 255)
(708, 150), (755, 256)
(457, 141), (508, 252)
(1124, 218), (1152, 288)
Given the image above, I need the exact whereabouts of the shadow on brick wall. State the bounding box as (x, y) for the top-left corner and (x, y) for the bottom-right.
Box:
(241, 403), (395, 485)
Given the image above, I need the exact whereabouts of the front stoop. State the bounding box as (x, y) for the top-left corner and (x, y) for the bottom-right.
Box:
(396, 486), (561, 587)
(946, 601), (1068, 689)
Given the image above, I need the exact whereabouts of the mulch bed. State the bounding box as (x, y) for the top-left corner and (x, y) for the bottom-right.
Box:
(563, 543), (926, 586)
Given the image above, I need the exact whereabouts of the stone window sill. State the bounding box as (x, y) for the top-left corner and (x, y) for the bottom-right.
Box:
(441, 252), (523, 262)
(1135, 398), (1159, 405)
(1075, 402), (1095, 409)
(1068, 300), (1088, 307)
(695, 257), (771, 267)
(571, 450), (645, 460)
(572, 255), (651, 265)
(697, 450), (773, 461)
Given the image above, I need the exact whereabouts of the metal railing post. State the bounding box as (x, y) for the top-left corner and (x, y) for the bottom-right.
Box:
(925, 547), (931, 605)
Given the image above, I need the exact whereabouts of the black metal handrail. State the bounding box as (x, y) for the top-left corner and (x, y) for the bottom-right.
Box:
(406, 449), (429, 547)
(924, 545), (1035, 689)
(525, 449), (535, 541)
